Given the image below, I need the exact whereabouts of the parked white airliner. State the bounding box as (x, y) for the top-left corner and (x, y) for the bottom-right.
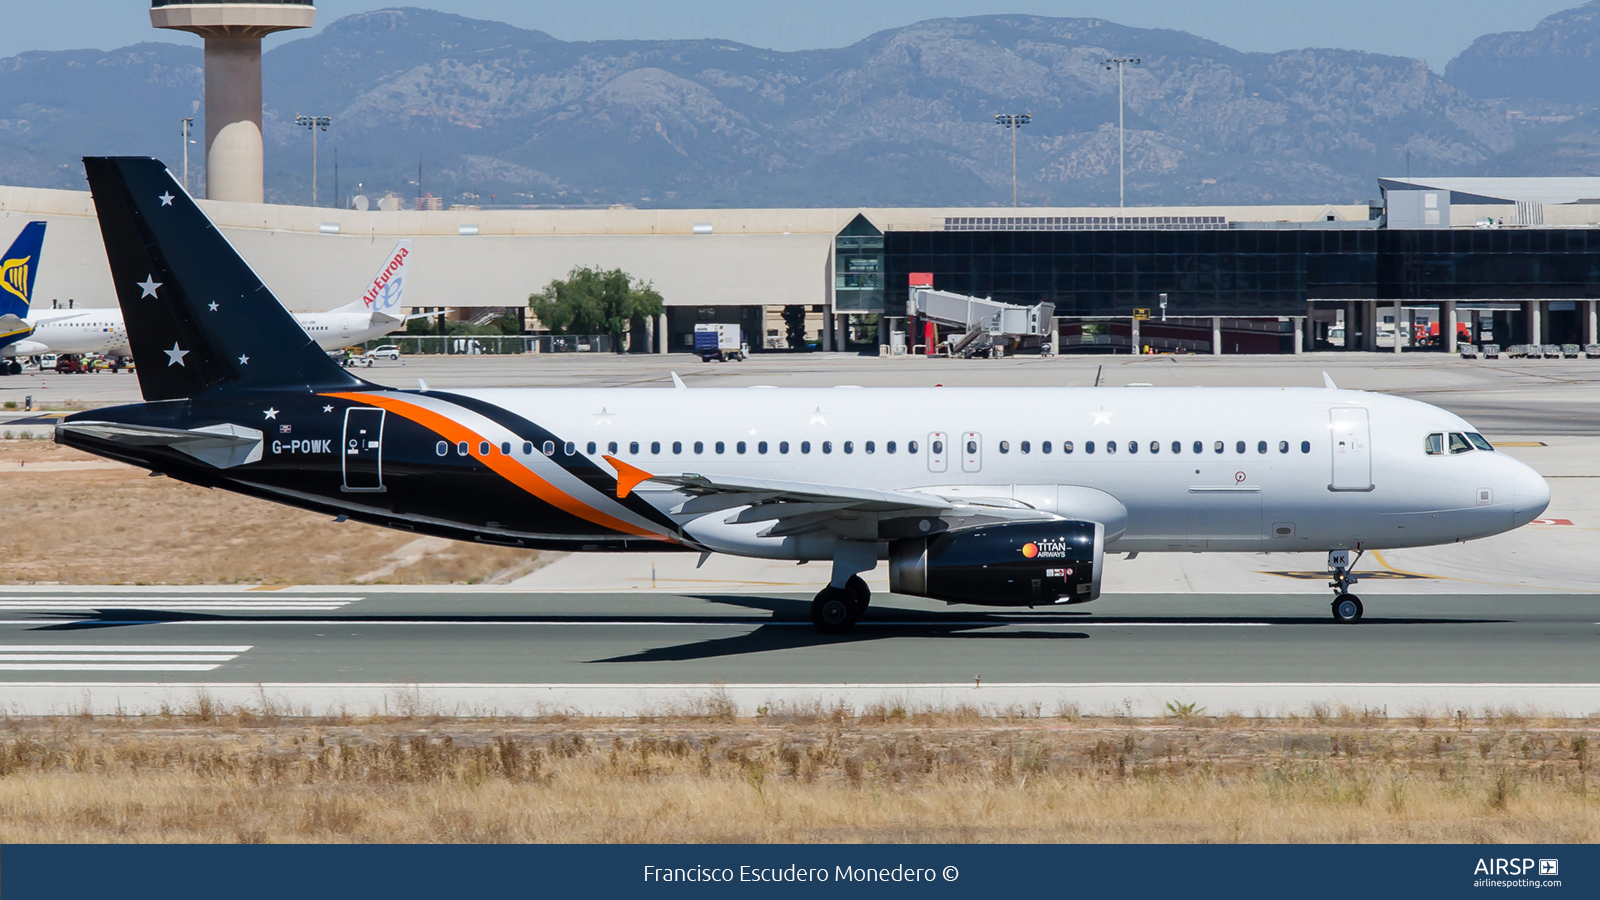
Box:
(3, 240), (425, 359)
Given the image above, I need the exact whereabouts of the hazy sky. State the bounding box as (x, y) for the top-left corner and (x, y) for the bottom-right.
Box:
(3, 0), (1581, 70)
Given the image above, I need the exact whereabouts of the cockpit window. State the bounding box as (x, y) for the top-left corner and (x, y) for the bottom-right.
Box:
(1448, 432), (1473, 454)
(1424, 433), (1444, 456)
(1466, 432), (1495, 451)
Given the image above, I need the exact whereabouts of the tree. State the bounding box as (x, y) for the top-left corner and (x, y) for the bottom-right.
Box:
(782, 305), (809, 350)
(528, 266), (664, 351)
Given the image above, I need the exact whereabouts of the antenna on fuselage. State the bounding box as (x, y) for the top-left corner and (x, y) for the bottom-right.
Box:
(1094, 365), (1102, 388)
(1322, 371), (1338, 390)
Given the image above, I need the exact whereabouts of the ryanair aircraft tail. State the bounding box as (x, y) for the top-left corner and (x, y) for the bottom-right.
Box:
(82, 157), (362, 401)
(0, 221), (45, 344)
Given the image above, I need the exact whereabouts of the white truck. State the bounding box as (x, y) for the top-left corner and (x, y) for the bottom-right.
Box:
(694, 323), (748, 362)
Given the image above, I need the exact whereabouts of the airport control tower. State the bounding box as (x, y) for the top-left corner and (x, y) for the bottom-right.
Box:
(150, 0), (315, 203)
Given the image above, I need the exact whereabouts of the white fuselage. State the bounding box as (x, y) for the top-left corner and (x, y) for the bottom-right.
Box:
(456, 385), (1549, 557)
(2, 308), (402, 357)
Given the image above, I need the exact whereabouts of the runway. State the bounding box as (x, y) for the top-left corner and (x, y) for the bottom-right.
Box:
(2, 352), (1597, 716)
(0, 587), (1595, 716)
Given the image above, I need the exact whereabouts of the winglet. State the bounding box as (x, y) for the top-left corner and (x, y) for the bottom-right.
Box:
(1322, 372), (1337, 390)
(671, 372), (687, 390)
(604, 454), (655, 498)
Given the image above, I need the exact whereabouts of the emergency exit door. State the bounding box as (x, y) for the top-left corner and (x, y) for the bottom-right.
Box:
(343, 407), (385, 491)
(1329, 407), (1372, 491)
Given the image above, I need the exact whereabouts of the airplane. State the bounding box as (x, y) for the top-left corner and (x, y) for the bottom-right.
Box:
(57, 157), (1552, 633)
(0, 220), (423, 363)
(0, 221), (45, 373)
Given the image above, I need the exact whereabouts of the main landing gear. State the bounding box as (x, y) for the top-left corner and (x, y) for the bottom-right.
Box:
(1328, 549), (1364, 623)
(811, 574), (870, 634)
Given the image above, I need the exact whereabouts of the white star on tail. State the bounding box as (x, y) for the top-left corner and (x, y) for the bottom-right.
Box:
(238, 354), (249, 365)
(1092, 408), (1113, 425)
(159, 192), (174, 206)
(263, 408), (279, 420)
(323, 405), (334, 413)
(208, 302), (219, 312)
(163, 342), (188, 367)
(137, 276), (162, 298)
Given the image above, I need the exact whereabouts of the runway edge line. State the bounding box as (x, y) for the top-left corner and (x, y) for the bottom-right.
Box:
(4, 682), (1600, 718)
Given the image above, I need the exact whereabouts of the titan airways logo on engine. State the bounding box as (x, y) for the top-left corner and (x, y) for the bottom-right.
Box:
(1022, 539), (1072, 559)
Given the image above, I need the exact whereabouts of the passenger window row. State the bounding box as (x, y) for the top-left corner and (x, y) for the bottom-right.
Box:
(590, 439), (922, 456)
(434, 436), (1316, 459)
(996, 439), (1313, 455)
(1424, 431), (1494, 456)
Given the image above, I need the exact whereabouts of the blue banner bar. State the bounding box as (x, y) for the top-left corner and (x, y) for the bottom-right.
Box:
(2, 844), (1593, 898)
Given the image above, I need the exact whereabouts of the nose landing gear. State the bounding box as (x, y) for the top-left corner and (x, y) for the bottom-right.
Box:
(1328, 549), (1364, 623)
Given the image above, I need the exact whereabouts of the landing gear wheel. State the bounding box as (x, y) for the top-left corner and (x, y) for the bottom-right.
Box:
(1332, 595), (1364, 623)
(811, 587), (857, 634)
(844, 574), (871, 616)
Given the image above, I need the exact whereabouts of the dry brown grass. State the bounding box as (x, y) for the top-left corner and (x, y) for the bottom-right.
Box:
(0, 439), (551, 584)
(1, 709), (1596, 843)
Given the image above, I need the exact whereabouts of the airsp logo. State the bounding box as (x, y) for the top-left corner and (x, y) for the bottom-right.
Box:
(1473, 858), (1551, 876)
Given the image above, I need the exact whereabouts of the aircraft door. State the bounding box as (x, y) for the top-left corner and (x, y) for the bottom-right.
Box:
(340, 315), (352, 339)
(961, 432), (982, 473)
(927, 432), (948, 473)
(1329, 407), (1373, 491)
(342, 407), (385, 491)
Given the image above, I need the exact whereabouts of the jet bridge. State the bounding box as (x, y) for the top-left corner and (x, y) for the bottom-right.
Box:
(907, 286), (1054, 358)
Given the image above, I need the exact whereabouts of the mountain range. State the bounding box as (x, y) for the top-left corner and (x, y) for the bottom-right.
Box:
(3, 4), (1600, 208)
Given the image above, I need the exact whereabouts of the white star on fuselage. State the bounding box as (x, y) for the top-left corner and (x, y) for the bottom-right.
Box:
(263, 408), (279, 420)
(592, 407), (614, 426)
(238, 354), (249, 365)
(137, 276), (162, 299)
(163, 342), (188, 366)
(809, 407), (826, 426)
(159, 192), (174, 206)
(208, 302), (219, 312)
(323, 405), (334, 413)
(1092, 408), (1113, 426)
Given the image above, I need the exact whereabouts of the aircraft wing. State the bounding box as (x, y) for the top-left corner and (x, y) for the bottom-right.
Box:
(605, 456), (1050, 538)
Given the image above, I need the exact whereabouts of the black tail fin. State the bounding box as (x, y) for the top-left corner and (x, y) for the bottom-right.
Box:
(83, 157), (362, 401)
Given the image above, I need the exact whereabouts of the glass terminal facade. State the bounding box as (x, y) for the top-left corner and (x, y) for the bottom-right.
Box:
(878, 227), (1600, 318)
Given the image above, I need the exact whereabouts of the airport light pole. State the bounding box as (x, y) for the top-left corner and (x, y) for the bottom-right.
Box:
(180, 117), (195, 192)
(993, 112), (1032, 207)
(1104, 57), (1141, 207)
(294, 114), (332, 207)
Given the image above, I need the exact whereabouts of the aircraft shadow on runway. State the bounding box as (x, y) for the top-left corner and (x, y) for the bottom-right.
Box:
(581, 594), (1510, 663)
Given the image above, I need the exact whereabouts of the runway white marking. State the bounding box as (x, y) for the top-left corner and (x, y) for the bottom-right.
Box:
(0, 597), (354, 612)
(0, 644), (251, 672)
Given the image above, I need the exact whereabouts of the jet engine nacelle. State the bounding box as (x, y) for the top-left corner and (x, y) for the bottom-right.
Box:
(888, 520), (1104, 606)
(3, 340), (47, 357)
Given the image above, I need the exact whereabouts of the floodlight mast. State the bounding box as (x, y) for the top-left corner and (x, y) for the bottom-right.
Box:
(1105, 57), (1141, 207)
(993, 112), (1032, 207)
(294, 114), (332, 207)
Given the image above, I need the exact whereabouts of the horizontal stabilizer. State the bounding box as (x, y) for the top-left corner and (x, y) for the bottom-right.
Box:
(57, 420), (264, 469)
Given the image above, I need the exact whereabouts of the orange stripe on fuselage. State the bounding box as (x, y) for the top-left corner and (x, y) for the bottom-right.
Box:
(323, 392), (673, 542)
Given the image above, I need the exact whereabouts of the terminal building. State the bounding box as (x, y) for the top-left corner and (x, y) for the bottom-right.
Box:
(5, 178), (1600, 355)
